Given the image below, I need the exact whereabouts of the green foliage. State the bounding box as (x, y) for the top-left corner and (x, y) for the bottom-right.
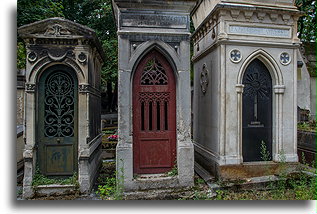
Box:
(32, 167), (78, 186)
(195, 177), (205, 186)
(295, 0), (316, 42)
(17, 42), (26, 70)
(260, 141), (271, 162)
(17, 0), (118, 86)
(166, 162), (178, 177)
(96, 176), (117, 199)
(297, 120), (317, 132)
(17, 0), (64, 27)
(96, 160), (124, 200)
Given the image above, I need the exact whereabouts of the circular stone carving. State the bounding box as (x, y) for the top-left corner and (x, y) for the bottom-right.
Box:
(280, 52), (291, 65)
(78, 52), (87, 63)
(230, 49), (242, 63)
(27, 51), (37, 62)
(200, 64), (209, 94)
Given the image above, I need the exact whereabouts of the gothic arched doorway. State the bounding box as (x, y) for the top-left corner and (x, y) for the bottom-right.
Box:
(242, 59), (272, 162)
(132, 50), (176, 174)
(37, 65), (78, 176)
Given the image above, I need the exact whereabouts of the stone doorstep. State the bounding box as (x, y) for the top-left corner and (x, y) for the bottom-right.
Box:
(34, 184), (78, 197)
(124, 174), (181, 192)
(123, 186), (194, 200)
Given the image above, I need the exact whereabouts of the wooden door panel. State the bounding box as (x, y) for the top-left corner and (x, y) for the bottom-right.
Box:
(133, 50), (176, 174)
(139, 139), (171, 168)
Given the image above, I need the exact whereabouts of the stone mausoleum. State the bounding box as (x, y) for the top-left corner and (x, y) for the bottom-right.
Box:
(18, 18), (104, 198)
(112, 0), (196, 191)
(191, 0), (301, 179)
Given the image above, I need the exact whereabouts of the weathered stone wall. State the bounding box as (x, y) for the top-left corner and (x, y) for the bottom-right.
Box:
(18, 18), (104, 198)
(191, 1), (300, 178)
(113, 0), (196, 191)
(191, 0), (296, 29)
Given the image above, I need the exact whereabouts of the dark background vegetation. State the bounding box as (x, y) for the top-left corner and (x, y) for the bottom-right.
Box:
(17, 0), (316, 112)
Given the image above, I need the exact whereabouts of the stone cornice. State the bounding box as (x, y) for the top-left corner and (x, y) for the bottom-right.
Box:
(191, 3), (301, 45)
(192, 39), (300, 63)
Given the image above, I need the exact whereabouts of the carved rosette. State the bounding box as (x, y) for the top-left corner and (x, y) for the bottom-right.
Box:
(280, 52), (291, 65)
(200, 64), (209, 94)
(27, 51), (37, 63)
(77, 52), (87, 64)
(230, 49), (242, 63)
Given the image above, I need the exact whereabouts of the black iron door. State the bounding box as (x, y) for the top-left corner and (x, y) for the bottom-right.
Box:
(242, 59), (272, 162)
(37, 65), (78, 176)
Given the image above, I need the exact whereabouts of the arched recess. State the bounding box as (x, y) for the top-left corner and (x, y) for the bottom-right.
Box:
(129, 40), (180, 79)
(28, 56), (85, 84)
(36, 64), (78, 176)
(132, 49), (177, 174)
(236, 49), (285, 163)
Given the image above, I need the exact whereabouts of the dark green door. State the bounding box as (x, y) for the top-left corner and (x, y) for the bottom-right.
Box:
(37, 65), (78, 176)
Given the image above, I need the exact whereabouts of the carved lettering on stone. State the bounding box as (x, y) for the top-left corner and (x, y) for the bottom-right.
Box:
(229, 25), (290, 38)
(121, 13), (188, 29)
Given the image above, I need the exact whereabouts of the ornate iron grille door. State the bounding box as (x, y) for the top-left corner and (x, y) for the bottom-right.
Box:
(133, 50), (176, 174)
(242, 59), (272, 162)
(37, 65), (78, 176)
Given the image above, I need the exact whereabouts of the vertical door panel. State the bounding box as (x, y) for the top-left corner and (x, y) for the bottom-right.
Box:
(133, 50), (176, 174)
(37, 65), (78, 176)
(242, 59), (272, 162)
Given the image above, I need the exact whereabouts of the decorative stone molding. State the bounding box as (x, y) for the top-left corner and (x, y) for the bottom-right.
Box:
(200, 64), (209, 94)
(235, 84), (244, 94)
(244, 11), (253, 21)
(25, 83), (35, 93)
(280, 52), (291, 65)
(192, 6), (299, 44)
(273, 85), (286, 94)
(27, 51), (37, 63)
(79, 84), (89, 93)
(230, 10), (240, 20)
(77, 52), (87, 64)
(44, 24), (71, 36)
(230, 49), (242, 63)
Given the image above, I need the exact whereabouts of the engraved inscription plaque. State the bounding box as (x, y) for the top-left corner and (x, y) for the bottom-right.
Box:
(229, 25), (291, 38)
(121, 12), (188, 29)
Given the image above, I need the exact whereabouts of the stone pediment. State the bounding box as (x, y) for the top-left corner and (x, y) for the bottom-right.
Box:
(18, 17), (96, 39)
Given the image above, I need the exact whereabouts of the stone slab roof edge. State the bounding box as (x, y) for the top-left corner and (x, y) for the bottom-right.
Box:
(191, 2), (302, 38)
(18, 17), (105, 63)
(191, 1), (298, 16)
(113, 0), (196, 12)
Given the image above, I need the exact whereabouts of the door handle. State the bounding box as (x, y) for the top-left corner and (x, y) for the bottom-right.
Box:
(57, 138), (61, 143)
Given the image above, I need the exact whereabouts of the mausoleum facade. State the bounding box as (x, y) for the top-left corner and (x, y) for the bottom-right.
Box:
(191, 0), (301, 179)
(18, 18), (104, 198)
(112, 0), (196, 191)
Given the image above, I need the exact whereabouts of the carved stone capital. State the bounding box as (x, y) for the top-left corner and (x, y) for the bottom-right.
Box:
(273, 85), (285, 94)
(79, 84), (89, 93)
(25, 83), (36, 93)
(236, 84), (244, 94)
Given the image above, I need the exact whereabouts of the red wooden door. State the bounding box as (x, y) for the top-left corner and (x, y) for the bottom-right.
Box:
(133, 50), (176, 174)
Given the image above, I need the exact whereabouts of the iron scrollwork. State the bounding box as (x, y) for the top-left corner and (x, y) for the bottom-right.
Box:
(44, 71), (75, 137)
